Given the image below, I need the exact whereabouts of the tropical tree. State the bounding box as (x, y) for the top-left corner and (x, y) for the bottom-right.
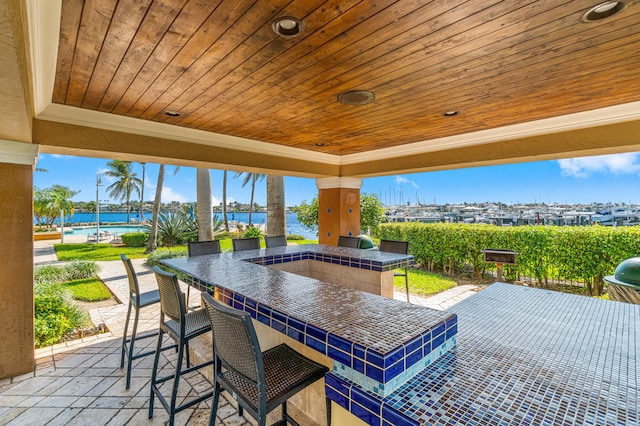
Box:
(266, 175), (285, 236)
(146, 164), (180, 252)
(146, 164), (165, 253)
(138, 162), (146, 221)
(85, 200), (97, 222)
(104, 160), (142, 223)
(33, 185), (79, 228)
(233, 172), (265, 227)
(293, 193), (385, 235)
(196, 168), (213, 240)
(222, 170), (229, 231)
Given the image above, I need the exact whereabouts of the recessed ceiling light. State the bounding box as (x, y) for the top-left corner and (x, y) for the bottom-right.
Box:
(165, 111), (180, 117)
(337, 90), (375, 106)
(582, 1), (626, 22)
(443, 110), (459, 117)
(272, 16), (303, 37)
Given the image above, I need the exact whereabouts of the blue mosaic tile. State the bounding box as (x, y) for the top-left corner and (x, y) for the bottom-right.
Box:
(382, 405), (420, 426)
(306, 324), (327, 341)
(272, 319), (286, 333)
(271, 309), (286, 324)
(366, 350), (385, 368)
(352, 386), (382, 415)
(353, 343), (366, 360)
(384, 346), (404, 366)
(286, 327), (304, 343)
(366, 364), (383, 382)
(351, 401), (381, 426)
(326, 386), (349, 410)
(404, 335), (422, 356)
(287, 317), (305, 332)
(257, 313), (270, 326)
(354, 358), (365, 374)
(328, 333), (352, 353)
(328, 346), (352, 367)
(305, 335), (326, 354)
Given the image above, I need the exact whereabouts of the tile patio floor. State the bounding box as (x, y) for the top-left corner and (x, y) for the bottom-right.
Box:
(1, 241), (477, 425)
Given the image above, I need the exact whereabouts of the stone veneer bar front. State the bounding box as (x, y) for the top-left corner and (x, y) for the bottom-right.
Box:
(162, 244), (457, 425)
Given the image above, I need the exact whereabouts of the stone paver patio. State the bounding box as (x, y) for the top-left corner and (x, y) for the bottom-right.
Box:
(1, 240), (475, 425)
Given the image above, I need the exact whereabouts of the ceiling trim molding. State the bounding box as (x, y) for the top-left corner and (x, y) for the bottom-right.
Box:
(316, 177), (363, 190)
(37, 104), (341, 165)
(0, 140), (39, 165)
(341, 101), (640, 164)
(27, 0), (61, 116)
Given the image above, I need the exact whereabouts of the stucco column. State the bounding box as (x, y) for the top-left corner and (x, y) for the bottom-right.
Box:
(0, 140), (38, 379)
(316, 177), (362, 246)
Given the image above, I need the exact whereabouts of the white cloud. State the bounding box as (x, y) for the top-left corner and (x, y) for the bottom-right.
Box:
(395, 175), (419, 189)
(558, 153), (640, 178)
(161, 186), (187, 203)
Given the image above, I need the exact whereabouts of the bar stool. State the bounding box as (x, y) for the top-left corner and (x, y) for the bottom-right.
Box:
(186, 240), (221, 308)
(379, 239), (410, 302)
(120, 254), (162, 390)
(337, 235), (360, 248)
(201, 292), (330, 426)
(232, 237), (260, 251)
(264, 235), (287, 248)
(149, 266), (214, 426)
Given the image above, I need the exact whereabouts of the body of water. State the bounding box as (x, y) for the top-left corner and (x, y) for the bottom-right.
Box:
(48, 211), (318, 240)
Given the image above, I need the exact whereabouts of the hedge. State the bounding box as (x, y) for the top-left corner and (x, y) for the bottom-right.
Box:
(379, 223), (640, 296)
(121, 232), (149, 247)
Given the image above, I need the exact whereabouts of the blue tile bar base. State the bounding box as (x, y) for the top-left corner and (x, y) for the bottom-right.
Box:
(326, 283), (638, 425)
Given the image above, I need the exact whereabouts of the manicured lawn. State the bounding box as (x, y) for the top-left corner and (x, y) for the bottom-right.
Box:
(54, 244), (148, 261)
(61, 278), (112, 302)
(395, 268), (457, 296)
(55, 238), (320, 261)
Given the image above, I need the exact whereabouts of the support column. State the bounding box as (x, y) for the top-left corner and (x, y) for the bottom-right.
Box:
(316, 177), (362, 246)
(0, 140), (38, 379)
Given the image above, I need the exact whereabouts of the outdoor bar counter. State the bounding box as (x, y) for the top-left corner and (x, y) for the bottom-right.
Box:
(161, 244), (457, 426)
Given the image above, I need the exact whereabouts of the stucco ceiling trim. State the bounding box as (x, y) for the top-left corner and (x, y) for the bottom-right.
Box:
(340, 101), (640, 165)
(0, 139), (38, 165)
(37, 104), (341, 165)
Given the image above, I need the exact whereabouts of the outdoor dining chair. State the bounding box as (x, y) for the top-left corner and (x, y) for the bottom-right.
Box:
(149, 266), (214, 426)
(379, 239), (410, 302)
(120, 254), (163, 390)
(186, 240), (221, 307)
(232, 237), (260, 251)
(264, 235), (287, 248)
(337, 235), (360, 248)
(201, 292), (330, 426)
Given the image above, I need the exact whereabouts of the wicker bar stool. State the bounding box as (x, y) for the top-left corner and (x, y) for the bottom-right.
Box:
(379, 239), (410, 302)
(120, 254), (162, 390)
(232, 237), (260, 251)
(149, 266), (214, 426)
(264, 235), (287, 248)
(337, 235), (360, 248)
(186, 240), (221, 308)
(202, 292), (330, 426)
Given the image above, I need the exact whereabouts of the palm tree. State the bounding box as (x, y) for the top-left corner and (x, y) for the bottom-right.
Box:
(196, 168), (213, 240)
(138, 162), (146, 221)
(146, 164), (164, 252)
(233, 172), (265, 227)
(104, 160), (142, 223)
(222, 170), (229, 231)
(267, 175), (285, 236)
(146, 164), (180, 252)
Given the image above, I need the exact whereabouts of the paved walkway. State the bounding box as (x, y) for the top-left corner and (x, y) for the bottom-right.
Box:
(1, 239), (480, 425)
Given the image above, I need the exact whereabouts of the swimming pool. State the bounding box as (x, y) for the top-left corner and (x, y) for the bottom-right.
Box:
(68, 225), (150, 236)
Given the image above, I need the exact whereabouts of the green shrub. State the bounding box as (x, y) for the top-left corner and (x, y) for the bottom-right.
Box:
(34, 261), (99, 284)
(61, 278), (112, 302)
(379, 222), (640, 296)
(64, 261), (99, 280)
(34, 282), (88, 348)
(157, 211), (197, 246)
(121, 232), (149, 247)
(242, 226), (263, 239)
(34, 264), (66, 284)
(146, 248), (188, 266)
(214, 231), (237, 240)
(286, 234), (305, 240)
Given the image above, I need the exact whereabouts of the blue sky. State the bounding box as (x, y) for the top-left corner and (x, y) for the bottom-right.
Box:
(34, 152), (640, 207)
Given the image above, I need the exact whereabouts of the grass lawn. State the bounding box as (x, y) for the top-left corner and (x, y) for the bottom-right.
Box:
(54, 238), (319, 261)
(61, 278), (112, 302)
(395, 268), (458, 297)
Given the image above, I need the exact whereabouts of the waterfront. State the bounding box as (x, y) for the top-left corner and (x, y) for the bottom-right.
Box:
(46, 211), (318, 240)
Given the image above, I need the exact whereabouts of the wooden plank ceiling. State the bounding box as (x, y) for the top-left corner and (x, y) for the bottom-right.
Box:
(53, 0), (640, 156)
